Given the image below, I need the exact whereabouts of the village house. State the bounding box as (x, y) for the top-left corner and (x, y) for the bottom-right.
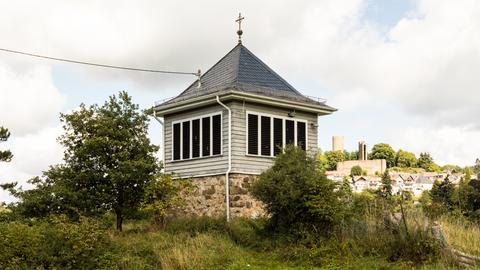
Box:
(153, 21), (336, 219)
(328, 165), (462, 197)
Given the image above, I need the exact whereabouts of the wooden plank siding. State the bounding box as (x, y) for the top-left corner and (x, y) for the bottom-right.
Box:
(163, 100), (319, 177)
(229, 101), (318, 175)
(164, 104), (229, 177)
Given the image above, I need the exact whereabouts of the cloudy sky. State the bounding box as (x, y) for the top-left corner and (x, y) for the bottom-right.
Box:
(1, 0), (480, 202)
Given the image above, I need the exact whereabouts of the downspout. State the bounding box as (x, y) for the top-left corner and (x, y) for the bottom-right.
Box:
(216, 96), (231, 222)
(152, 107), (165, 168)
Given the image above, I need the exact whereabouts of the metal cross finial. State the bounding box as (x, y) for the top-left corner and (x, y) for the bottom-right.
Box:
(235, 13), (244, 44)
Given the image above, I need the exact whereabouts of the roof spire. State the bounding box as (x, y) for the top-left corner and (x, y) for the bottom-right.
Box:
(235, 13), (244, 44)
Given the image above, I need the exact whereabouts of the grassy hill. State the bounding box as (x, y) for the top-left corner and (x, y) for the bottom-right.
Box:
(113, 218), (459, 270)
(1, 213), (476, 269)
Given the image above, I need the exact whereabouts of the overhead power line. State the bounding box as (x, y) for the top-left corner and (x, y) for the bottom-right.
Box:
(0, 47), (199, 76)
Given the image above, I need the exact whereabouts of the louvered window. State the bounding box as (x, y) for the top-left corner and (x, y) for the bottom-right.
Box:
(297, 122), (306, 150)
(273, 118), (283, 155)
(285, 120), (295, 145)
(182, 121), (190, 159)
(212, 115), (221, 155)
(247, 112), (308, 157)
(173, 123), (181, 160)
(202, 117), (210, 156)
(192, 119), (200, 158)
(172, 113), (222, 161)
(247, 114), (258, 155)
(261, 116), (271, 156)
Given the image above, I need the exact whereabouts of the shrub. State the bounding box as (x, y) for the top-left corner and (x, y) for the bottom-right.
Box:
(0, 215), (116, 269)
(350, 165), (362, 176)
(387, 227), (441, 265)
(142, 174), (193, 227)
(250, 145), (350, 237)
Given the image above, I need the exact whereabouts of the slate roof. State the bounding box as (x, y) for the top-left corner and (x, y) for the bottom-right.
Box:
(155, 43), (335, 112)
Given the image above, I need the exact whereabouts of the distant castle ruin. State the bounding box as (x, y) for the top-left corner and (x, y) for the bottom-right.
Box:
(330, 136), (386, 176)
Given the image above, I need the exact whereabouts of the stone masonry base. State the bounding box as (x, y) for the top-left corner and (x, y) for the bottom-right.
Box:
(182, 173), (265, 218)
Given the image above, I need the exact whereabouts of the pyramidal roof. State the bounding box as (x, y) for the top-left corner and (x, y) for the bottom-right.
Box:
(156, 43), (335, 113)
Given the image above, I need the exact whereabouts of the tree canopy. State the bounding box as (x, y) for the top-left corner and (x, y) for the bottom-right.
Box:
(350, 165), (362, 176)
(4, 92), (159, 231)
(417, 152), (440, 172)
(324, 150), (345, 171)
(369, 143), (396, 167)
(250, 146), (350, 235)
(395, 149), (417, 168)
(474, 159), (480, 179)
(0, 127), (13, 163)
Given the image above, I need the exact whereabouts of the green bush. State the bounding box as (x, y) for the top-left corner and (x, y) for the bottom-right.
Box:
(0, 215), (116, 269)
(350, 165), (362, 176)
(387, 227), (441, 264)
(250, 145), (350, 237)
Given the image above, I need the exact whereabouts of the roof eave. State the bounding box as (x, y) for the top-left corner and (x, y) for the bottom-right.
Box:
(154, 89), (337, 116)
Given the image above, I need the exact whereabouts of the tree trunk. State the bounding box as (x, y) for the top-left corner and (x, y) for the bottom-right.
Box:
(115, 208), (123, 232)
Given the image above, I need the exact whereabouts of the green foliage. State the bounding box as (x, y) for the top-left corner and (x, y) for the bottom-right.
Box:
(324, 150), (345, 171)
(3, 92), (159, 231)
(0, 126), (13, 162)
(430, 179), (455, 212)
(0, 216), (115, 269)
(395, 149), (417, 168)
(460, 179), (480, 219)
(347, 150), (358, 161)
(142, 174), (193, 226)
(387, 226), (441, 264)
(251, 146), (350, 236)
(369, 143), (396, 167)
(1, 172), (81, 219)
(380, 171), (393, 198)
(475, 159), (480, 179)
(316, 149), (329, 173)
(464, 167), (473, 183)
(418, 152), (441, 172)
(350, 165), (362, 176)
(442, 164), (463, 173)
(389, 166), (425, 174)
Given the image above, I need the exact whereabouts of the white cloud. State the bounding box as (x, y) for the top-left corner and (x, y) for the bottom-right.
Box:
(387, 124), (480, 166)
(0, 63), (65, 136)
(0, 0), (479, 200)
(0, 125), (64, 202)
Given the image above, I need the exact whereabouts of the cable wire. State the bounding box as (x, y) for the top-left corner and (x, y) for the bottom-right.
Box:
(0, 47), (198, 76)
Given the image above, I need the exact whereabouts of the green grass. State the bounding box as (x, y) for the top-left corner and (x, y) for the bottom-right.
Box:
(109, 218), (460, 270)
(440, 216), (480, 256)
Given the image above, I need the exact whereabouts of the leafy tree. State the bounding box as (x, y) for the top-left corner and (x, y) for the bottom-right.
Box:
(4, 92), (159, 231)
(350, 165), (362, 176)
(395, 149), (417, 168)
(380, 171), (393, 199)
(442, 164), (463, 173)
(316, 149), (329, 173)
(1, 168), (79, 219)
(464, 179), (480, 218)
(324, 150), (345, 171)
(349, 151), (359, 161)
(417, 152), (438, 172)
(430, 178), (455, 210)
(464, 167), (473, 183)
(0, 127), (13, 162)
(142, 174), (192, 227)
(369, 143), (395, 167)
(475, 159), (480, 179)
(250, 146), (350, 235)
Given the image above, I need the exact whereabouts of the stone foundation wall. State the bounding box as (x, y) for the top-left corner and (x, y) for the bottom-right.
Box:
(182, 173), (265, 218)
